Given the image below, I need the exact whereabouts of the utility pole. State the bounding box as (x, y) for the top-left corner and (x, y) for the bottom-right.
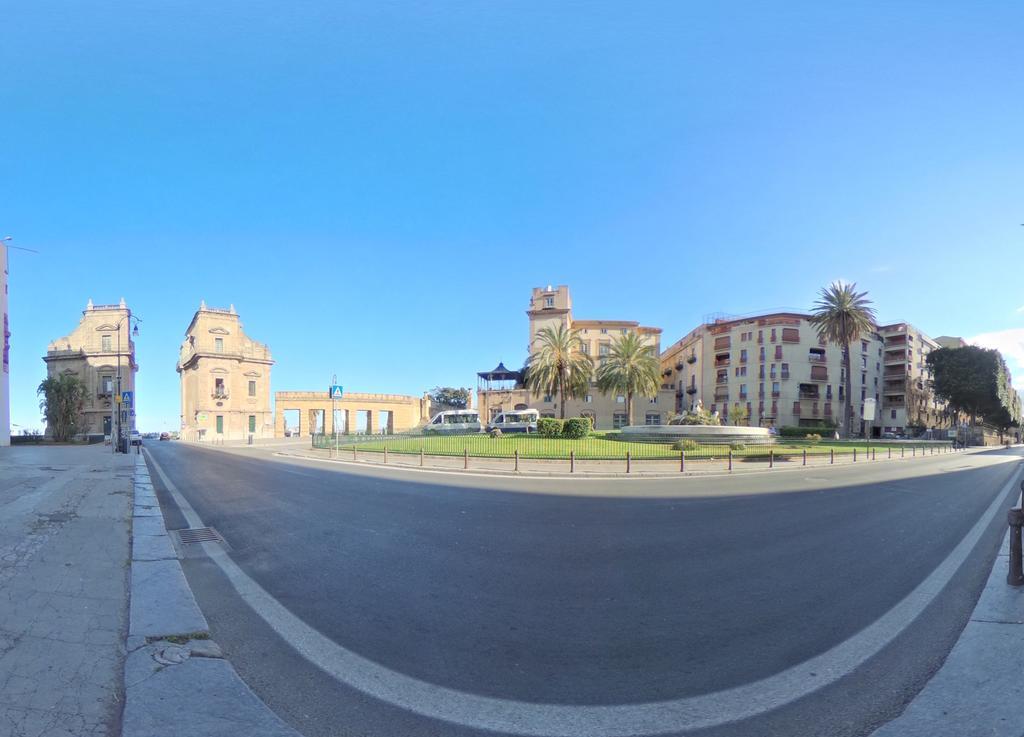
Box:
(113, 309), (141, 453)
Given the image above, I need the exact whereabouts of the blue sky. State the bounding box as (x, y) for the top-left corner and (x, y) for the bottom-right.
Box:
(3, 1), (1022, 432)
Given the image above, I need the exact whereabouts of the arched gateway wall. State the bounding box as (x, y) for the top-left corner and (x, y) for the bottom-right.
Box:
(274, 391), (431, 437)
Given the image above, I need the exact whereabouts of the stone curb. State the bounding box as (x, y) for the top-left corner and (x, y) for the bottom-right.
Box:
(870, 491), (1024, 735)
(273, 444), (997, 480)
(121, 453), (301, 737)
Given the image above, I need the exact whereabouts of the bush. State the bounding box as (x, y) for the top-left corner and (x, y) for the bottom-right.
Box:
(673, 439), (700, 452)
(563, 416), (592, 439)
(537, 417), (564, 437)
(805, 433), (822, 443)
(729, 442), (746, 451)
(780, 426), (832, 438)
(489, 428), (502, 438)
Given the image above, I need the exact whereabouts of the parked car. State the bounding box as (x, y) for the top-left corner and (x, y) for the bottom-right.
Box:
(130, 431), (142, 446)
(881, 431), (898, 439)
(159, 432), (171, 441)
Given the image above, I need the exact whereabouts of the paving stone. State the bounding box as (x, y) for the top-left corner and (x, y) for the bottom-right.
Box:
(132, 532), (177, 562)
(129, 559), (208, 637)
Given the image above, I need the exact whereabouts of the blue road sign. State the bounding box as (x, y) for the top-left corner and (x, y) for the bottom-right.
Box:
(329, 385), (344, 399)
(121, 391), (134, 407)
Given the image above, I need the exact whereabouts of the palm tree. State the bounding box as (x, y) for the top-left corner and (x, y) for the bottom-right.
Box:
(595, 331), (661, 426)
(38, 373), (88, 442)
(526, 324), (594, 419)
(808, 281), (877, 438)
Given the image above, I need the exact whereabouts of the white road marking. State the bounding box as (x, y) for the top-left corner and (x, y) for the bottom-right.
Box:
(144, 448), (1021, 737)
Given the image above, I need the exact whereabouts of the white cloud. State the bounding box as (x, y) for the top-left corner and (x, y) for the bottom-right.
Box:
(967, 328), (1024, 387)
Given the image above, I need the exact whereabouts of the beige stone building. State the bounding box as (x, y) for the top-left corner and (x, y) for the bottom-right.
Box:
(877, 322), (954, 435)
(477, 285), (675, 429)
(177, 302), (273, 441)
(44, 298), (138, 440)
(274, 391), (431, 437)
(659, 313), (957, 437)
(660, 313), (885, 434)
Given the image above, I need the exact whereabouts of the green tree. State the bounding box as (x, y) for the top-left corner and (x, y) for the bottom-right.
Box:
(808, 281), (877, 438)
(526, 324), (594, 419)
(927, 346), (1021, 430)
(595, 332), (661, 426)
(38, 373), (87, 442)
(727, 403), (749, 426)
(429, 386), (470, 410)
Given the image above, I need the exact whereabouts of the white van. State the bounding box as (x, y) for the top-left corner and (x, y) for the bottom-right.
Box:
(488, 409), (540, 434)
(424, 410), (482, 434)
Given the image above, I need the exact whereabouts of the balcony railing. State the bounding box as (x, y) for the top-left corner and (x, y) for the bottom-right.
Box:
(714, 359), (730, 368)
(212, 390), (229, 399)
(808, 355), (827, 363)
(799, 393), (821, 400)
(780, 371), (790, 380)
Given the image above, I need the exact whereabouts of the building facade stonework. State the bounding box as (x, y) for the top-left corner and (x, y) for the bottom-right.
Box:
(660, 313), (883, 433)
(1, 243), (9, 445)
(177, 303), (273, 441)
(44, 299), (138, 439)
(274, 391), (431, 437)
(477, 285), (675, 430)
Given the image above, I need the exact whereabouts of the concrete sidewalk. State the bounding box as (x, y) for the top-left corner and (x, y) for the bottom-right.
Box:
(120, 450), (299, 737)
(871, 520), (1024, 735)
(0, 443), (134, 737)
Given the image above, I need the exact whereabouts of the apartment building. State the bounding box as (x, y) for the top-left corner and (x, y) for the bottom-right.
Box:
(43, 298), (138, 440)
(877, 323), (953, 434)
(1, 243), (8, 445)
(476, 285), (675, 429)
(177, 302), (274, 441)
(660, 313), (887, 433)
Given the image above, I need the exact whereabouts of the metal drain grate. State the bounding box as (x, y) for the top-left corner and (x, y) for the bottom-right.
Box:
(174, 527), (223, 545)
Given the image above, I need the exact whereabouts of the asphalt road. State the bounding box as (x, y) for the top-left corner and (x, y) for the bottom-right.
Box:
(144, 442), (1022, 737)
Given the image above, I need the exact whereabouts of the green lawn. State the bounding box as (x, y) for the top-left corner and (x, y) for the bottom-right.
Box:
(313, 433), (951, 461)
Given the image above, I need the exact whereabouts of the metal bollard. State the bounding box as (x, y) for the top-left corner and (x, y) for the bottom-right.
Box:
(728, 449), (733, 472)
(888, 447), (891, 460)
(872, 448), (876, 461)
(680, 449), (685, 472)
(353, 445), (357, 461)
(464, 448), (469, 469)
(854, 448), (857, 463)
(901, 446), (905, 458)
(514, 449), (519, 472)
(1009, 506), (1024, 586)
(570, 450), (575, 474)
(769, 449), (774, 469)
(913, 447), (916, 457)
(626, 450), (631, 474)
(383, 446), (388, 464)
(830, 448), (834, 464)
(420, 448), (424, 467)
(803, 448), (807, 466)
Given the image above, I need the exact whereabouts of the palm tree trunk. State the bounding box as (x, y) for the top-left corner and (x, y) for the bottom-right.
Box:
(626, 392), (633, 427)
(558, 369), (566, 420)
(844, 342), (854, 439)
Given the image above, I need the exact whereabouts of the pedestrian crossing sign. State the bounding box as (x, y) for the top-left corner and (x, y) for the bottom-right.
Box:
(329, 385), (344, 399)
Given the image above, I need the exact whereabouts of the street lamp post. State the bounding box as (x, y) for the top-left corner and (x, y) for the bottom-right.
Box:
(113, 313), (142, 454)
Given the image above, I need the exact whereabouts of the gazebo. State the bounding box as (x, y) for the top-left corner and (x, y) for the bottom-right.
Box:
(477, 362), (522, 391)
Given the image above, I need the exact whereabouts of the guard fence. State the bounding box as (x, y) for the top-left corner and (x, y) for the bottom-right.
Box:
(310, 431), (958, 472)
